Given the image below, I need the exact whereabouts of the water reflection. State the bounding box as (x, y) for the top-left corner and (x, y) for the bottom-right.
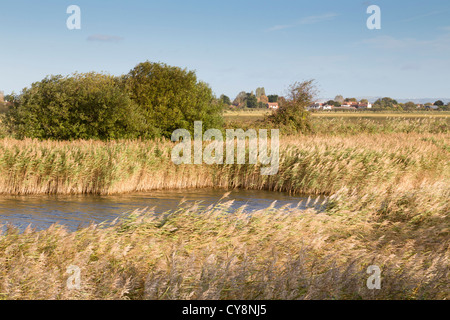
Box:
(0, 188), (325, 232)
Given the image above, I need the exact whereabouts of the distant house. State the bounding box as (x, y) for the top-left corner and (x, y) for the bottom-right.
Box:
(344, 101), (358, 107)
(307, 102), (323, 110)
(333, 106), (357, 110)
(267, 102), (279, 109)
(357, 102), (372, 109)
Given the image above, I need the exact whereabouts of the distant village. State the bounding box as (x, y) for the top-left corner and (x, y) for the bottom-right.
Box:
(307, 100), (372, 111)
(221, 88), (449, 111)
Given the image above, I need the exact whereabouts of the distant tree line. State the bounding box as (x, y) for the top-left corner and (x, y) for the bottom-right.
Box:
(323, 95), (450, 111)
(219, 87), (280, 109)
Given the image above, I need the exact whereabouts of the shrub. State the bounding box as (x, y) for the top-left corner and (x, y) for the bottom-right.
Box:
(4, 72), (145, 140)
(266, 80), (314, 134)
(124, 61), (223, 138)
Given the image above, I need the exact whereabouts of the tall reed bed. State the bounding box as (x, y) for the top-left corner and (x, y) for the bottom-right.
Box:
(0, 182), (448, 299)
(0, 132), (448, 196)
(0, 122), (448, 299)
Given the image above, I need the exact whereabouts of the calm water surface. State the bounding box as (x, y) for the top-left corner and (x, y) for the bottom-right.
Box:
(0, 189), (325, 232)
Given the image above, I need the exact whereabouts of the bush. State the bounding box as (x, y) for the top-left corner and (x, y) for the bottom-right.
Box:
(3, 62), (225, 140)
(266, 80), (314, 133)
(124, 61), (223, 138)
(4, 72), (145, 140)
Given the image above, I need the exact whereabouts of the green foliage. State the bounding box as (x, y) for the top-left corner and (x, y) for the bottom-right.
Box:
(434, 100), (444, 106)
(266, 80), (315, 133)
(0, 102), (7, 114)
(245, 92), (258, 108)
(4, 73), (145, 140)
(374, 97), (399, 109)
(326, 100), (341, 107)
(125, 61), (223, 138)
(257, 102), (267, 108)
(3, 62), (224, 140)
(268, 95), (278, 103)
(441, 103), (450, 111)
(219, 94), (231, 105)
(403, 102), (417, 110)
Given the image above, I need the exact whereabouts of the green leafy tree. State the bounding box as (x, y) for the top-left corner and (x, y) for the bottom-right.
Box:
(125, 61), (223, 138)
(373, 97), (398, 109)
(403, 101), (416, 110)
(257, 101), (267, 108)
(219, 94), (231, 105)
(443, 102), (450, 111)
(245, 92), (258, 108)
(434, 100), (444, 106)
(4, 73), (144, 140)
(267, 80), (315, 133)
(268, 95), (278, 103)
(326, 100), (340, 107)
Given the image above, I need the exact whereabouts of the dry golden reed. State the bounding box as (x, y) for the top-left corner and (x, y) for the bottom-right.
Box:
(0, 131), (447, 196)
(0, 183), (448, 300)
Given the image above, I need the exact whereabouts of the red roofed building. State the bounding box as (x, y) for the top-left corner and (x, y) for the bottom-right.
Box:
(267, 102), (279, 109)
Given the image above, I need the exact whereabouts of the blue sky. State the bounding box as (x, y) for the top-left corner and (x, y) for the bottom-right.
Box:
(1, 0), (450, 100)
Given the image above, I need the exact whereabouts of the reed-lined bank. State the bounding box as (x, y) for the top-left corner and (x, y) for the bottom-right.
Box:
(0, 182), (448, 299)
(0, 131), (448, 196)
